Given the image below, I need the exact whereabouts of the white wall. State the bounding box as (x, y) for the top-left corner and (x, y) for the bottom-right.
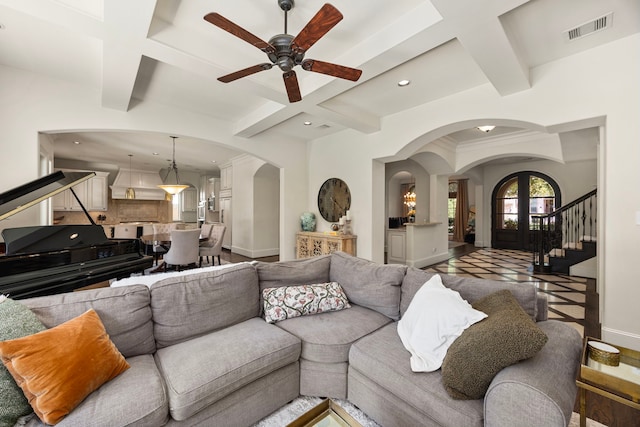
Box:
(230, 155), (279, 258)
(385, 159), (430, 223)
(253, 164), (279, 257)
(308, 35), (640, 350)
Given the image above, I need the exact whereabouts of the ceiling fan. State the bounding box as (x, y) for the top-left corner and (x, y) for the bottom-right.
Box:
(204, 0), (362, 103)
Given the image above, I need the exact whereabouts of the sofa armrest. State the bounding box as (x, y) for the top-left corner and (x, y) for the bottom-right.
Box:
(484, 320), (582, 427)
(536, 293), (548, 321)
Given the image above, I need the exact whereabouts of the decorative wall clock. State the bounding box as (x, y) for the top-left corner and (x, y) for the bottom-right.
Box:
(317, 178), (351, 222)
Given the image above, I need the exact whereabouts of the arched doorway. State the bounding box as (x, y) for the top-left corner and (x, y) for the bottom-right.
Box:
(492, 171), (561, 250)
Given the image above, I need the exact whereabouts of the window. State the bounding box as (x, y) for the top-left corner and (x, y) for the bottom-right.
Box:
(495, 177), (518, 230)
(448, 181), (458, 234)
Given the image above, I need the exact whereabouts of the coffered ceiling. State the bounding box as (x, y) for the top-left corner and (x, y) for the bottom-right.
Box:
(0, 0), (638, 173)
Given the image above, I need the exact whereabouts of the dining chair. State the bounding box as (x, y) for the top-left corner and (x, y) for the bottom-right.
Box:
(199, 224), (226, 267)
(113, 225), (137, 239)
(163, 228), (201, 272)
(151, 223), (180, 266)
(200, 223), (214, 243)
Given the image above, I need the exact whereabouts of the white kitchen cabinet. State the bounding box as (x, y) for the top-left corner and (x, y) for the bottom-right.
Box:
(220, 164), (232, 190)
(52, 170), (109, 212)
(52, 180), (87, 211)
(86, 172), (109, 211)
(386, 229), (406, 264)
(181, 187), (197, 212)
(219, 196), (232, 249)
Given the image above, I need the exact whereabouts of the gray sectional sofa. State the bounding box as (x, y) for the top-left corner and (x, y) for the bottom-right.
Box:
(13, 252), (582, 427)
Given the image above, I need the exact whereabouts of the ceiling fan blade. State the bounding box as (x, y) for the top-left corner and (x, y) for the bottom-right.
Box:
(282, 71), (302, 103)
(204, 13), (275, 54)
(218, 63), (273, 83)
(301, 59), (362, 82)
(291, 4), (343, 54)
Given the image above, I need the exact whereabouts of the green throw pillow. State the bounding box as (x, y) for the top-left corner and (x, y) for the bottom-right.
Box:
(441, 290), (548, 400)
(0, 296), (46, 427)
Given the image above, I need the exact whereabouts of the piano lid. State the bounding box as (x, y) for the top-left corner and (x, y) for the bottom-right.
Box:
(0, 171), (96, 221)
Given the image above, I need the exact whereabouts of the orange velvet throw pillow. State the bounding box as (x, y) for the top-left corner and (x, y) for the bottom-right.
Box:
(0, 309), (130, 425)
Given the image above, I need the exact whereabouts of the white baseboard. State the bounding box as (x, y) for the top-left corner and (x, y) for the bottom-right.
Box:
(601, 327), (640, 352)
(231, 246), (279, 259)
(406, 252), (449, 269)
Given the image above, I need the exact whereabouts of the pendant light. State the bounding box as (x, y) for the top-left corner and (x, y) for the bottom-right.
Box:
(158, 136), (189, 196)
(125, 154), (136, 199)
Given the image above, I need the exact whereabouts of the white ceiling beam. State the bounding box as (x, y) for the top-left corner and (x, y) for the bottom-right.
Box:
(456, 18), (530, 95)
(431, 0), (531, 96)
(101, 0), (156, 111)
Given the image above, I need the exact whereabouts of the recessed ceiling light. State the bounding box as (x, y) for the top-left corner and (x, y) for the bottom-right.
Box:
(476, 125), (496, 133)
(152, 152), (159, 156)
(211, 160), (216, 163)
(398, 80), (411, 87)
(303, 121), (312, 126)
(73, 141), (81, 145)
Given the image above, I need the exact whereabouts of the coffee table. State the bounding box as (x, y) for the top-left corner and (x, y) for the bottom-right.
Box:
(286, 399), (363, 427)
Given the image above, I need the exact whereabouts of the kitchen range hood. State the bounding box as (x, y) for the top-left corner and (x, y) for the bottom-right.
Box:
(110, 169), (167, 200)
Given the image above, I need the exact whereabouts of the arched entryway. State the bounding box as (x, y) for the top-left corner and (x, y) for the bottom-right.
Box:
(492, 171), (561, 250)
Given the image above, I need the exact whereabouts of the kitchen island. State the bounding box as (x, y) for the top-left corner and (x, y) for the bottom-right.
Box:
(387, 222), (449, 268)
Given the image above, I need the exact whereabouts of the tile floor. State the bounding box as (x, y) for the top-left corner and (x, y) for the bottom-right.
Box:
(424, 247), (589, 336)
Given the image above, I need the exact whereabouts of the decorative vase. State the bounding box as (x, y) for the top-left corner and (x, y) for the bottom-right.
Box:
(300, 212), (316, 232)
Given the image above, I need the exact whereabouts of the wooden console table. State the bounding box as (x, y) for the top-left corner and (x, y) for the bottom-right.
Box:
(296, 232), (357, 259)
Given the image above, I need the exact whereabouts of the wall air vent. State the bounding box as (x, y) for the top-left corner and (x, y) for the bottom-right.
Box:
(564, 12), (613, 41)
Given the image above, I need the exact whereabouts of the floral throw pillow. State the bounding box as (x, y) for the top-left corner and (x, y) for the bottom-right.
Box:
(262, 282), (351, 323)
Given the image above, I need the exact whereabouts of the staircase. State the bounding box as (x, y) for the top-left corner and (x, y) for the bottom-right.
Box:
(531, 189), (597, 274)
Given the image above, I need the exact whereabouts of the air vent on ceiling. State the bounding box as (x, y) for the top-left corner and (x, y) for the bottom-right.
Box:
(564, 12), (613, 41)
(317, 124), (331, 129)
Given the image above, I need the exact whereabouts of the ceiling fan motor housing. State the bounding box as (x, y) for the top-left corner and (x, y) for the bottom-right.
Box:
(268, 34), (304, 72)
(278, 0), (294, 11)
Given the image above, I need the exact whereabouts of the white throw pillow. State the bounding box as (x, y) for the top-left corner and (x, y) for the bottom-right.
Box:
(397, 274), (487, 372)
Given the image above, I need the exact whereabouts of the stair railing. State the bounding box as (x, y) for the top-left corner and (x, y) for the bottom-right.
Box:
(531, 189), (597, 272)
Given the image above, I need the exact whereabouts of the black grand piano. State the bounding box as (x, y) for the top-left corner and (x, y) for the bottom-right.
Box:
(0, 171), (153, 299)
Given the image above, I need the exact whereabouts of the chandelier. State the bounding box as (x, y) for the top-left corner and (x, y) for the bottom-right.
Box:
(403, 190), (416, 210)
(158, 136), (189, 196)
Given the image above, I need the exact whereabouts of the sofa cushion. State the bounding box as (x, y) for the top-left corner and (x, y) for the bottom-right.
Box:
(0, 309), (130, 425)
(441, 290), (548, 400)
(397, 275), (487, 372)
(0, 296), (46, 427)
(262, 282), (351, 323)
(22, 284), (155, 357)
(150, 263), (260, 348)
(329, 252), (406, 320)
(22, 355), (169, 427)
(401, 267), (538, 320)
(484, 320), (582, 426)
(154, 317), (301, 421)
(349, 322), (484, 427)
(254, 255), (331, 293)
(275, 304), (391, 364)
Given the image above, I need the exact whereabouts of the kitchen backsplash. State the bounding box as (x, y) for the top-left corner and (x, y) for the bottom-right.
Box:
(54, 190), (172, 225)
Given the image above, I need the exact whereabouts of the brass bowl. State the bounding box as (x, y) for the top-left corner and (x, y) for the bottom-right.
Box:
(588, 341), (620, 366)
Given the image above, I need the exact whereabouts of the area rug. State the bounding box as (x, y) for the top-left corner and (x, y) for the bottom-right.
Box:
(252, 397), (604, 427)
